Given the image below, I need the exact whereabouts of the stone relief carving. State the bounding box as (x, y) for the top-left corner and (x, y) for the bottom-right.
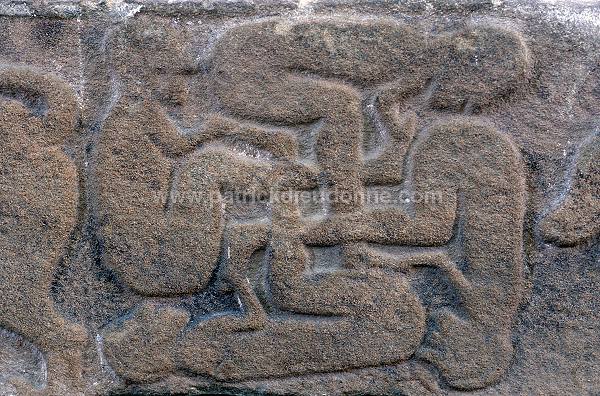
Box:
(541, 132), (599, 246)
(0, 66), (87, 394)
(4, 9), (596, 395)
(95, 17), (530, 391)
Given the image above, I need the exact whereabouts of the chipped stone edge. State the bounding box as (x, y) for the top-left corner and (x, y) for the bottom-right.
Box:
(0, 0), (598, 27)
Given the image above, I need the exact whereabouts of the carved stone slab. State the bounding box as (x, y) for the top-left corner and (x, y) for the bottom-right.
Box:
(0, 1), (598, 395)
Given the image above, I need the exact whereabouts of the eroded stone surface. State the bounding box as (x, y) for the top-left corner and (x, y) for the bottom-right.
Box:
(0, 1), (598, 395)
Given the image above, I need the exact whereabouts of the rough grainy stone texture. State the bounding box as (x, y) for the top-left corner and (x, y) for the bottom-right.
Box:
(0, 0), (598, 395)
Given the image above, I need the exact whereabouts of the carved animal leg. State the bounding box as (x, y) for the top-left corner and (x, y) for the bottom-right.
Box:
(314, 119), (526, 389)
(212, 43), (365, 213)
(108, 222), (270, 384)
(177, 223), (271, 379)
(96, 101), (222, 296)
(190, 114), (299, 160)
(179, 195), (426, 381)
(362, 81), (424, 185)
(406, 119), (526, 390)
(102, 303), (190, 383)
(221, 223), (271, 331)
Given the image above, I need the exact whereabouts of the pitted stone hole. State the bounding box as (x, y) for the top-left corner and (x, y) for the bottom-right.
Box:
(307, 245), (343, 274)
(0, 328), (46, 391)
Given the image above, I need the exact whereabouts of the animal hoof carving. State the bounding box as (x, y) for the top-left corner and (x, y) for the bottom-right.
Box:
(417, 310), (514, 390)
(103, 303), (190, 383)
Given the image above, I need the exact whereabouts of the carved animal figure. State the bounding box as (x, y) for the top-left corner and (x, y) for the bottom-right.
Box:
(101, 17), (529, 391)
(178, 18), (528, 390)
(0, 66), (87, 394)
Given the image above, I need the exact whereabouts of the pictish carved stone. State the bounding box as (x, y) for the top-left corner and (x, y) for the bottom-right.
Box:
(0, 1), (598, 395)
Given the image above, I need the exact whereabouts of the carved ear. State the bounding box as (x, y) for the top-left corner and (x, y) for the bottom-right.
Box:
(0, 66), (78, 146)
(431, 26), (531, 111)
